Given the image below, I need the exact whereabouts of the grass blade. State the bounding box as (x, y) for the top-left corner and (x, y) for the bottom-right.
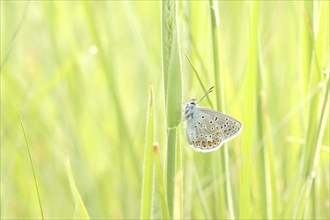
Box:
(65, 157), (90, 219)
(15, 107), (45, 220)
(162, 0), (182, 217)
(173, 128), (183, 219)
(140, 87), (155, 219)
(154, 143), (170, 219)
(209, 0), (235, 218)
(239, 2), (259, 219)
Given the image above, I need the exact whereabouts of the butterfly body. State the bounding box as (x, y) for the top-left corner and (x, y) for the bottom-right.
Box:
(184, 99), (242, 152)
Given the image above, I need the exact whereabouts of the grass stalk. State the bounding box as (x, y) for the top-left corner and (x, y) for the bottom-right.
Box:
(154, 143), (170, 219)
(239, 2), (259, 219)
(65, 157), (90, 220)
(294, 76), (329, 219)
(83, 3), (140, 216)
(256, 27), (276, 218)
(140, 87), (155, 219)
(291, 2), (329, 218)
(162, 0), (182, 217)
(173, 128), (183, 219)
(15, 107), (45, 220)
(209, 0), (235, 218)
(165, 128), (177, 216)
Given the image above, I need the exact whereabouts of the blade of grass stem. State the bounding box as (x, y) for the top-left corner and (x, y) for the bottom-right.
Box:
(239, 2), (259, 219)
(15, 107), (45, 220)
(0, 2), (29, 71)
(256, 40), (274, 219)
(141, 87), (155, 219)
(173, 128), (183, 219)
(162, 0), (182, 217)
(295, 76), (329, 219)
(154, 143), (170, 219)
(166, 128), (177, 217)
(65, 156), (90, 220)
(294, 2), (329, 218)
(209, 0), (235, 218)
(193, 168), (212, 219)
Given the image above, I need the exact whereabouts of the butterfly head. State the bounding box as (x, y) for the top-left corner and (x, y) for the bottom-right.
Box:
(184, 99), (198, 120)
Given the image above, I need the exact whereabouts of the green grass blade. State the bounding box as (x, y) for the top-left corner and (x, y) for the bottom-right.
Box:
(162, 0), (182, 217)
(302, 0), (329, 179)
(256, 35), (275, 219)
(239, 2), (259, 219)
(65, 157), (90, 220)
(165, 127), (177, 217)
(83, 1), (140, 181)
(140, 87), (155, 219)
(154, 143), (170, 219)
(209, 0), (235, 218)
(295, 77), (329, 219)
(193, 168), (212, 219)
(0, 2), (29, 71)
(173, 128), (183, 219)
(293, 2), (329, 218)
(15, 107), (45, 220)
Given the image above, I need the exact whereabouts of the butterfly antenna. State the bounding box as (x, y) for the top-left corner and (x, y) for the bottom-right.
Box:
(197, 86), (214, 104)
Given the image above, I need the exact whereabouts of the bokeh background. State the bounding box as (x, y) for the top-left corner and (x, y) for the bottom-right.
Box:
(1, 1), (329, 219)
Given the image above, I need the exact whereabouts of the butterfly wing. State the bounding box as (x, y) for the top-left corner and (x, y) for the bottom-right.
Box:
(185, 115), (220, 152)
(198, 107), (242, 141)
(186, 107), (242, 152)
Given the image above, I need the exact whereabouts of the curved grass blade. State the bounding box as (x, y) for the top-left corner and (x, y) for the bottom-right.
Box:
(15, 106), (45, 220)
(153, 143), (170, 219)
(65, 157), (90, 219)
(140, 87), (155, 219)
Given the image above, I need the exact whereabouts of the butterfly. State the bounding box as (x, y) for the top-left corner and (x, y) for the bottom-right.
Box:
(183, 87), (242, 152)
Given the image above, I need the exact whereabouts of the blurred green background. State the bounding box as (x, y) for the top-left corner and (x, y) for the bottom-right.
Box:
(1, 1), (329, 219)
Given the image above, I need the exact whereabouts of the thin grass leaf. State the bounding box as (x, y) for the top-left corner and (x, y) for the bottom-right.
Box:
(302, 0), (329, 179)
(292, 2), (329, 218)
(193, 169), (212, 219)
(15, 107), (45, 220)
(162, 0), (182, 217)
(65, 157), (90, 220)
(209, 0), (235, 219)
(165, 127), (177, 217)
(0, 2), (29, 71)
(173, 128), (183, 219)
(256, 37), (274, 219)
(154, 143), (170, 219)
(239, 2), (259, 219)
(295, 76), (329, 219)
(140, 87), (155, 219)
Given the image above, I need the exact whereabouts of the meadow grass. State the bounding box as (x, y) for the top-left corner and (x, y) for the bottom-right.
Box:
(1, 1), (329, 219)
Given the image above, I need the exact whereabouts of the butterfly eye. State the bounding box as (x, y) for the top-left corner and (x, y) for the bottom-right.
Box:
(209, 121), (213, 124)
(201, 116), (205, 119)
